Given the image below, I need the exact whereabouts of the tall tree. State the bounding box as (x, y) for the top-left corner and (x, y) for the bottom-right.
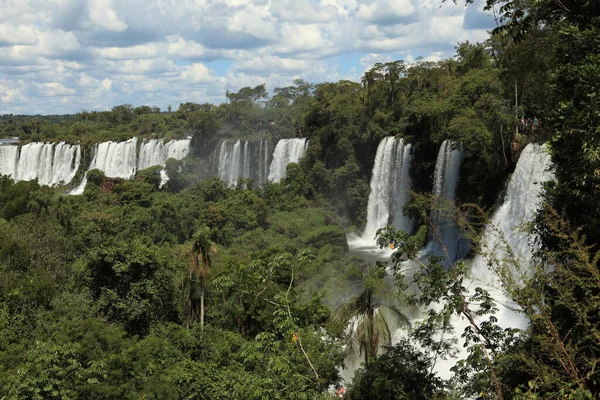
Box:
(184, 227), (216, 328)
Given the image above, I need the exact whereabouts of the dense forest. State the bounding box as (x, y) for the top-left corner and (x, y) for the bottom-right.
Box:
(0, 0), (599, 398)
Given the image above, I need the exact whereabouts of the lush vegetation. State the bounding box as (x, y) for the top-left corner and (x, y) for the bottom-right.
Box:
(1, 0), (600, 398)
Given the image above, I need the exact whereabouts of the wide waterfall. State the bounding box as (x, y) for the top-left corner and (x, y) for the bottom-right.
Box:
(93, 138), (139, 180)
(0, 142), (81, 187)
(138, 138), (191, 171)
(268, 138), (308, 183)
(350, 137), (413, 250)
(426, 140), (464, 262)
(71, 137), (190, 194)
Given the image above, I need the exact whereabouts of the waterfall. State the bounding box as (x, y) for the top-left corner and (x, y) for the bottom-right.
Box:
(258, 140), (269, 187)
(138, 139), (165, 171)
(427, 143), (554, 380)
(358, 137), (413, 246)
(242, 141), (250, 180)
(426, 140), (464, 262)
(0, 142), (81, 186)
(470, 143), (554, 309)
(49, 142), (81, 186)
(164, 139), (191, 161)
(268, 138), (308, 182)
(217, 139), (244, 186)
(138, 138), (191, 171)
(71, 138), (190, 194)
(0, 145), (18, 178)
(93, 138), (139, 180)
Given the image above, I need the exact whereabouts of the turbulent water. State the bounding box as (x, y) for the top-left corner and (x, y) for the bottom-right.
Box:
(268, 138), (308, 182)
(71, 138), (190, 194)
(425, 140), (464, 262)
(0, 142), (81, 186)
(348, 137), (413, 252)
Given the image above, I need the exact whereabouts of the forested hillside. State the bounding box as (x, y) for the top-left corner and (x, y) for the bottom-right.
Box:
(0, 0), (599, 398)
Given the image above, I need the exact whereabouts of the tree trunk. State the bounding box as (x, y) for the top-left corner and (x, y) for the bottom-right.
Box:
(200, 285), (205, 329)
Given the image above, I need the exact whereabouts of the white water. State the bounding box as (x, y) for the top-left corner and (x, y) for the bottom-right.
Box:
(425, 140), (464, 262)
(0, 146), (19, 178)
(348, 137), (413, 253)
(406, 143), (554, 380)
(268, 138), (308, 182)
(0, 142), (80, 186)
(71, 138), (190, 194)
(217, 139), (245, 186)
(469, 143), (553, 326)
(258, 140), (269, 187)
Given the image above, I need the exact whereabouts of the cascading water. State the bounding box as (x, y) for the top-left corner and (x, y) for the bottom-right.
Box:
(0, 145), (19, 178)
(93, 138), (139, 179)
(419, 143), (554, 380)
(217, 139), (245, 186)
(425, 140), (464, 262)
(349, 137), (413, 251)
(0, 142), (81, 186)
(268, 138), (308, 183)
(258, 140), (269, 187)
(49, 142), (81, 186)
(469, 143), (553, 325)
(164, 139), (191, 161)
(71, 137), (190, 194)
(242, 141), (250, 180)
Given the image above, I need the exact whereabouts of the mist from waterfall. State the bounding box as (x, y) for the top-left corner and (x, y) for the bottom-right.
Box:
(268, 138), (308, 183)
(0, 142), (81, 187)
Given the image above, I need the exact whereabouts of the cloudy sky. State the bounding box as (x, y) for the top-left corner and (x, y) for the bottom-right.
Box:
(0, 0), (495, 115)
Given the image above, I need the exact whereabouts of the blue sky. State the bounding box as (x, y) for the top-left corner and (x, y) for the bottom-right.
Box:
(0, 0), (496, 115)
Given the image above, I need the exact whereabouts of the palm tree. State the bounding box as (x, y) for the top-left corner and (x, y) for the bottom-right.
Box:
(330, 263), (410, 365)
(184, 227), (216, 328)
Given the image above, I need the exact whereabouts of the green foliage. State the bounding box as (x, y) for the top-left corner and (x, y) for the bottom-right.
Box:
(346, 340), (446, 400)
(86, 168), (106, 186)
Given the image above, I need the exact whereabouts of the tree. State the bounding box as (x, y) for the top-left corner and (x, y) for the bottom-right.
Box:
(226, 84), (269, 104)
(346, 340), (446, 400)
(330, 263), (410, 365)
(184, 227), (216, 328)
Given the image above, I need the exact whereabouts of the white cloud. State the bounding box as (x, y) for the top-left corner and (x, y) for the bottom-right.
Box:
(0, 24), (39, 46)
(97, 43), (163, 60)
(357, 0), (416, 25)
(0, 0), (495, 114)
(87, 0), (128, 32)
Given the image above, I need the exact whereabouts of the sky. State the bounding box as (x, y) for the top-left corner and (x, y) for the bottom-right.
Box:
(0, 0), (496, 115)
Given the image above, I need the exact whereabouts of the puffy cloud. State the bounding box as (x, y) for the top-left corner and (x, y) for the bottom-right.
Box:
(96, 43), (163, 60)
(0, 0), (494, 114)
(0, 24), (39, 47)
(87, 0), (128, 32)
(356, 0), (416, 25)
